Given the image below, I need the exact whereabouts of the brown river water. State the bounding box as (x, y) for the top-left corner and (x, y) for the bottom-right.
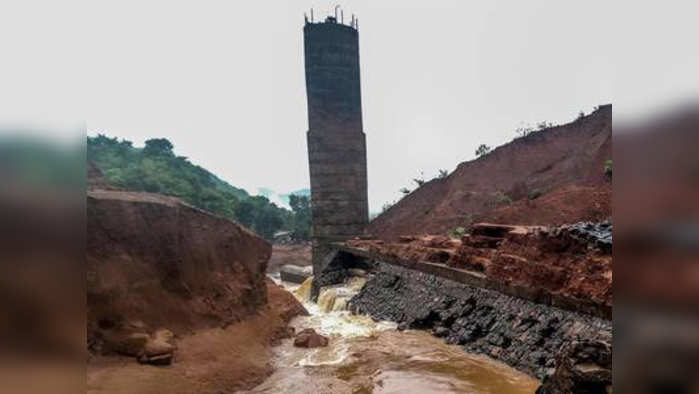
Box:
(242, 277), (539, 394)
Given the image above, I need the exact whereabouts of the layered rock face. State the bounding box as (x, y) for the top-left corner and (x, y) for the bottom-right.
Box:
(87, 189), (271, 355)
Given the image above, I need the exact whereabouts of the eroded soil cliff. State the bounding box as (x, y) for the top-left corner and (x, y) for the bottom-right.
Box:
(87, 189), (271, 344)
(87, 165), (308, 392)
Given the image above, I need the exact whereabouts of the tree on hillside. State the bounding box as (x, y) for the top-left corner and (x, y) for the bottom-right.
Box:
(475, 144), (491, 157)
(537, 121), (553, 130)
(413, 171), (426, 187)
(87, 134), (290, 241)
(143, 138), (174, 156)
(516, 126), (534, 138)
(289, 194), (311, 241)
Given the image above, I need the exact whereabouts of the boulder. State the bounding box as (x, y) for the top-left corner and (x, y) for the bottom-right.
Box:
(138, 352), (173, 366)
(103, 332), (150, 357)
(280, 264), (313, 284)
(536, 339), (612, 394)
(293, 328), (328, 348)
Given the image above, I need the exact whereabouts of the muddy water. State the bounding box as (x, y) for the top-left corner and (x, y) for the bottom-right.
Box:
(245, 277), (539, 394)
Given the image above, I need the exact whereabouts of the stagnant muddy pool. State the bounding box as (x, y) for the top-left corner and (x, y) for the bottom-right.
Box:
(242, 277), (539, 394)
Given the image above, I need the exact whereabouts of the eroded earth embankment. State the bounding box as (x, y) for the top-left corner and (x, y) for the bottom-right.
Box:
(87, 168), (307, 392)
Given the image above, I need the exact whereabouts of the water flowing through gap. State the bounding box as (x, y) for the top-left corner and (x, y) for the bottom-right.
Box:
(245, 275), (540, 394)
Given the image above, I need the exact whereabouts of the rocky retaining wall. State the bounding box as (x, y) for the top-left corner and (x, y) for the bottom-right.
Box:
(349, 262), (612, 380)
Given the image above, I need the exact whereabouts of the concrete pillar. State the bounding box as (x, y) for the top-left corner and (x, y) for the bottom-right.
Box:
(303, 18), (368, 275)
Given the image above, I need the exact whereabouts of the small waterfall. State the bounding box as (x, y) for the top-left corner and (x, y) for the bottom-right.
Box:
(317, 288), (338, 312)
(316, 277), (368, 313)
(294, 276), (313, 302)
(332, 297), (348, 312)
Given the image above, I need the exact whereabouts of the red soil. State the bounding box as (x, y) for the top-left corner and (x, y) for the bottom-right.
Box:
(87, 281), (308, 394)
(348, 223), (611, 310)
(368, 105), (612, 240)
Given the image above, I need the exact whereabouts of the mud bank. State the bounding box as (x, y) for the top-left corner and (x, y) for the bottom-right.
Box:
(349, 262), (611, 379)
(87, 281), (308, 394)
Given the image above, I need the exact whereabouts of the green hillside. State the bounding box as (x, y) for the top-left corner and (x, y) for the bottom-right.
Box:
(87, 134), (309, 241)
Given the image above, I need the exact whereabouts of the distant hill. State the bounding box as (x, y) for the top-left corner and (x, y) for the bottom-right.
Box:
(369, 105), (612, 240)
(258, 187), (311, 209)
(87, 134), (292, 240)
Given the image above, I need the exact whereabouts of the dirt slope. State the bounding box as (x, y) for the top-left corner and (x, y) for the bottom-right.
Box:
(87, 166), (309, 391)
(369, 105), (612, 240)
(87, 189), (272, 347)
(87, 281), (308, 394)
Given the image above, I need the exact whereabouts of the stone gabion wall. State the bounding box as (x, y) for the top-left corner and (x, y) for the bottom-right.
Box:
(349, 262), (612, 379)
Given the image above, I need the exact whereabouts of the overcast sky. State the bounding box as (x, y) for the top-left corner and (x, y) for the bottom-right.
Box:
(72, 1), (691, 211)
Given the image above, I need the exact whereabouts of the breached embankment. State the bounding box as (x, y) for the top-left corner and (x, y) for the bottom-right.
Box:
(87, 166), (308, 393)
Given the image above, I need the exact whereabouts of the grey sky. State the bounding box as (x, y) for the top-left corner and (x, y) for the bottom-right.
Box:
(0, 1), (696, 207)
(82, 1), (618, 211)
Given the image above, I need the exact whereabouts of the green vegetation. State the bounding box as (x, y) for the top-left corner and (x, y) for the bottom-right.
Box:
(447, 226), (467, 239)
(475, 144), (491, 157)
(528, 188), (544, 200)
(604, 159), (612, 178)
(87, 134), (308, 241)
(515, 125), (535, 138)
(381, 201), (395, 213)
(491, 190), (512, 206)
(413, 171), (426, 187)
(288, 194), (311, 241)
(537, 121), (554, 130)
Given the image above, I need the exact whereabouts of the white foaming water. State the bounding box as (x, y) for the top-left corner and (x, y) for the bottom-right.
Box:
(297, 342), (350, 366)
(266, 274), (396, 367)
(250, 275), (540, 393)
(289, 276), (396, 339)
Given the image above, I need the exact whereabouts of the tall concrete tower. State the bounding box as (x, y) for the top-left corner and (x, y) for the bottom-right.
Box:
(304, 13), (368, 275)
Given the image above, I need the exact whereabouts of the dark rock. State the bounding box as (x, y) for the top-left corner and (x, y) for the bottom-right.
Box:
(280, 264), (312, 284)
(138, 352), (173, 366)
(535, 339), (612, 394)
(432, 326), (449, 337)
